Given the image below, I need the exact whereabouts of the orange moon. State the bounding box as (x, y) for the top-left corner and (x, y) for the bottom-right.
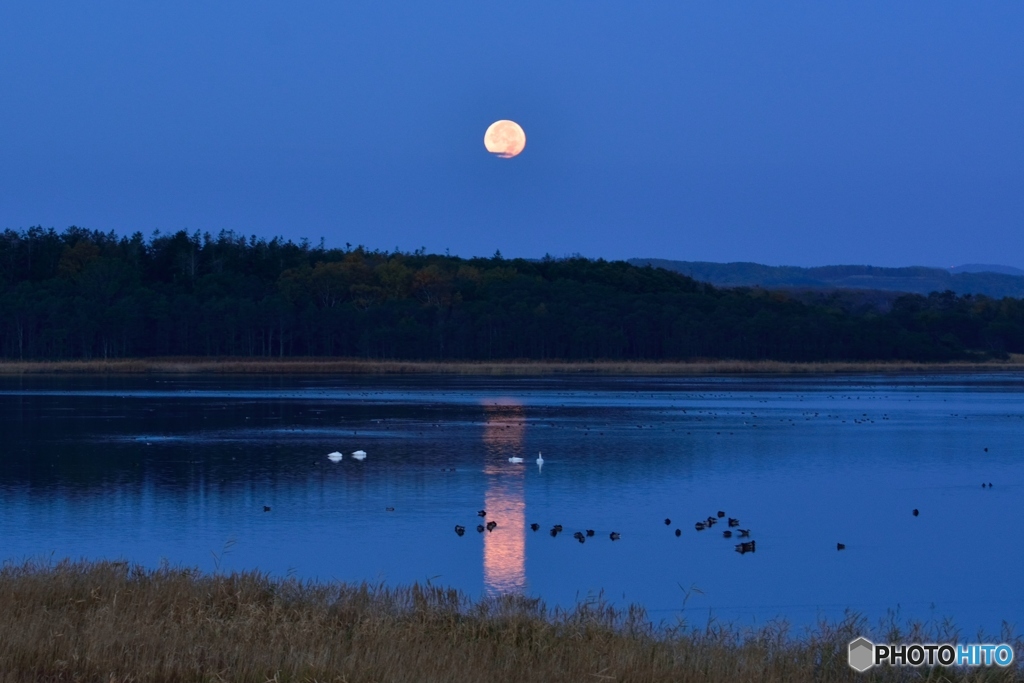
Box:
(484, 120), (526, 158)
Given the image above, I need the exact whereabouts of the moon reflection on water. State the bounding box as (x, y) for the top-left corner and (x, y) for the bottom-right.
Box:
(481, 399), (527, 596)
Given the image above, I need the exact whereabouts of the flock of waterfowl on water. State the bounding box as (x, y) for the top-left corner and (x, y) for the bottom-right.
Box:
(450, 507), (761, 553)
(326, 449), (366, 462)
(684, 511), (755, 553)
(454, 511), (622, 542)
(450, 503), (955, 556)
(506, 452), (545, 468)
(314, 447), (996, 556)
(447, 485), (993, 555)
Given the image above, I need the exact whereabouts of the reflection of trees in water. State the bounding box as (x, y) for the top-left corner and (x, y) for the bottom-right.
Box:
(481, 400), (527, 596)
(0, 394), (397, 490)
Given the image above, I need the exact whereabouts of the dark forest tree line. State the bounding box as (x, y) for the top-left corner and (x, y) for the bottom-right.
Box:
(0, 227), (1022, 362)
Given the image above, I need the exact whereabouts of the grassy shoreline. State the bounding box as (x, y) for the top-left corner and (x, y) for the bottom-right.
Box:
(0, 356), (1023, 376)
(1, 560), (1019, 682)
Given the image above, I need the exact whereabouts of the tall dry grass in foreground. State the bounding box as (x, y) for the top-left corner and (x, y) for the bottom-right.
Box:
(0, 355), (1023, 375)
(0, 561), (1019, 683)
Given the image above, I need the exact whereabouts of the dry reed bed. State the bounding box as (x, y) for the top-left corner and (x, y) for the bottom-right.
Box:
(1, 356), (1023, 376)
(0, 560), (1019, 683)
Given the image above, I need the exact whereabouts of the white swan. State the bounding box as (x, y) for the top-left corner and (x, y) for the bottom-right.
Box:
(536, 451), (544, 466)
(508, 456), (524, 464)
(327, 451), (343, 462)
(351, 450), (367, 461)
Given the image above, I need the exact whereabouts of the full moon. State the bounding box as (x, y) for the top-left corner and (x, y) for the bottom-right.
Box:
(484, 120), (526, 158)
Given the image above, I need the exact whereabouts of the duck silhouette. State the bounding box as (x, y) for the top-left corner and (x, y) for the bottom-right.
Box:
(609, 531), (621, 541)
(586, 529), (595, 537)
(728, 518), (740, 527)
(573, 531), (585, 543)
(913, 509), (919, 517)
(552, 524), (563, 533)
(664, 518), (672, 525)
(454, 525), (465, 536)
(530, 523), (540, 531)
(476, 524), (485, 533)
(675, 529), (681, 537)
(477, 510), (487, 517)
(695, 522), (706, 531)
(837, 543), (846, 551)
(263, 506), (271, 512)
(717, 511), (725, 518)
(486, 521), (497, 532)
(723, 530), (732, 538)
(737, 529), (751, 538)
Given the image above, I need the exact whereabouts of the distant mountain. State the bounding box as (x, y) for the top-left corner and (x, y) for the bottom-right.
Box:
(948, 264), (1024, 277)
(629, 259), (1024, 299)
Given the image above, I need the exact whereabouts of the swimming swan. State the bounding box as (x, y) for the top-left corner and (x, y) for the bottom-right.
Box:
(327, 451), (343, 462)
(508, 456), (524, 464)
(351, 450), (367, 461)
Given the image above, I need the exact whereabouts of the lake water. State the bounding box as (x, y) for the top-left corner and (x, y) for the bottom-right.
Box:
(1, 374), (1021, 633)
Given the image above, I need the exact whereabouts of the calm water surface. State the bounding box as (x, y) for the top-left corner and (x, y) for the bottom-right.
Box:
(1, 374), (1021, 632)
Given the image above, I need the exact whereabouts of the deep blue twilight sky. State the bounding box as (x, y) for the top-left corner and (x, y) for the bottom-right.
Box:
(1, 2), (1021, 267)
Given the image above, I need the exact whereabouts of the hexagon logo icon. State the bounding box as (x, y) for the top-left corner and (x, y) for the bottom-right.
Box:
(848, 637), (875, 672)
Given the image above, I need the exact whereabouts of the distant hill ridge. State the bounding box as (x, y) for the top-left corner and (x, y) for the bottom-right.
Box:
(949, 263), (1024, 276)
(629, 259), (1024, 299)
